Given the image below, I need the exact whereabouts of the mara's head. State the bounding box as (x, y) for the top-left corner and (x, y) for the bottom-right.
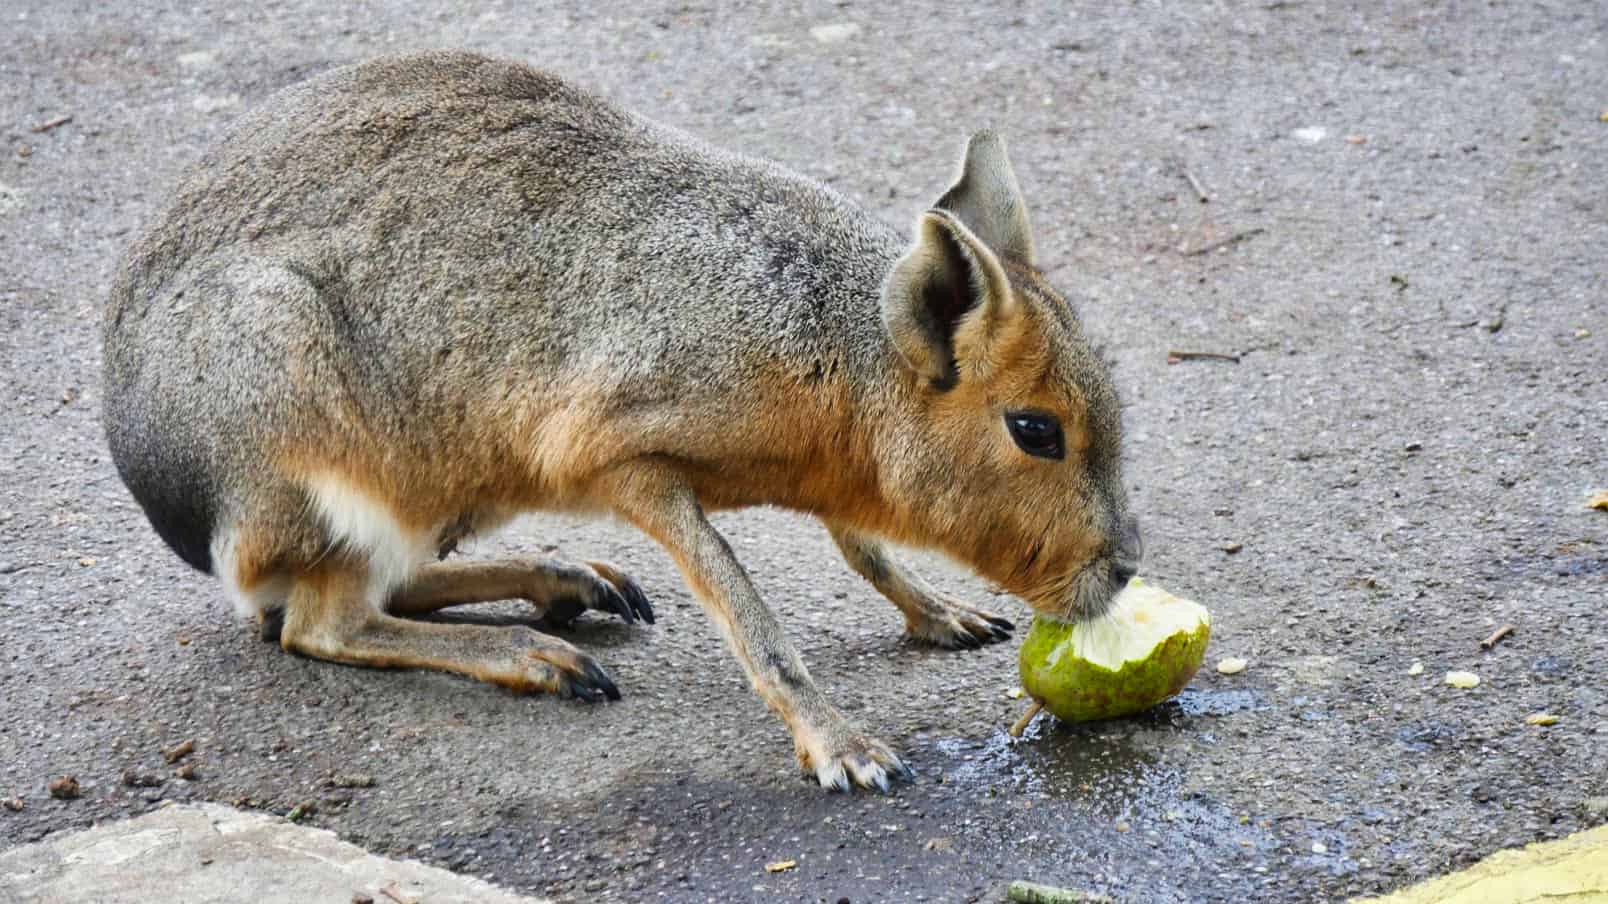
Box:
(876, 130), (1139, 623)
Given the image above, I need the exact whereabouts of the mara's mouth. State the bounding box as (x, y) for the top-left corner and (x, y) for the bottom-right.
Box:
(1020, 557), (1135, 624)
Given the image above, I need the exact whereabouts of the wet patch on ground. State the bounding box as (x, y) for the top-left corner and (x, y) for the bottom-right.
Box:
(420, 691), (1291, 903)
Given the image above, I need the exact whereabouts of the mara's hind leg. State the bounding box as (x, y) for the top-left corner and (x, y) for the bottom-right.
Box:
(279, 564), (621, 701)
(385, 558), (654, 626)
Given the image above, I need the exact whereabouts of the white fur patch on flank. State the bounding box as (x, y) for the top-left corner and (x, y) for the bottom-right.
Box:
(212, 527), (290, 618)
(304, 472), (433, 596)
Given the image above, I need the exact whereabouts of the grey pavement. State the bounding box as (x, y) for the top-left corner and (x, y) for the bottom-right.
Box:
(2, 2), (1606, 903)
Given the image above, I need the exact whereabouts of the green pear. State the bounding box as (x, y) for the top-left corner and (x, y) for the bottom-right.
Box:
(1019, 578), (1211, 722)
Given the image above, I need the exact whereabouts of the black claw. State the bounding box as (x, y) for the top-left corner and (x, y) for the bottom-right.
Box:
(581, 661), (622, 701)
(986, 615), (1016, 632)
(598, 584), (636, 624)
(895, 762), (918, 783)
(624, 581), (655, 625)
(989, 624), (1012, 642)
(954, 631), (982, 650)
(616, 588), (639, 624)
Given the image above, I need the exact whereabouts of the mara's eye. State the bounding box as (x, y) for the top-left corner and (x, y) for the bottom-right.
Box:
(1005, 411), (1065, 460)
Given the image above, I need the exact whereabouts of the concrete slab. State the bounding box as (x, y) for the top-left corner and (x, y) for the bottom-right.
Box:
(1353, 824), (1608, 904)
(0, 804), (548, 904)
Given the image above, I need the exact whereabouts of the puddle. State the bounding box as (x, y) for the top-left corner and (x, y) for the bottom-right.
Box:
(921, 687), (1267, 803)
(901, 693), (1285, 900)
(916, 686), (1274, 833)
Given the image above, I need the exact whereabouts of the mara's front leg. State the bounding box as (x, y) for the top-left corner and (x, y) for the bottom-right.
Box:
(828, 524), (1014, 649)
(598, 461), (915, 792)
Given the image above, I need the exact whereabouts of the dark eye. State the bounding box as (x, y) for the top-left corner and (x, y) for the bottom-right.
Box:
(1005, 411), (1065, 460)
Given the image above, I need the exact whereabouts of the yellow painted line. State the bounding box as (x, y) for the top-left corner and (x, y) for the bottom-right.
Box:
(1352, 824), (1608, 903)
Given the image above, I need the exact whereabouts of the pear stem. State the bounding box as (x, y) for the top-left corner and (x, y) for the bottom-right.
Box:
(1008, 700), (1044, 738)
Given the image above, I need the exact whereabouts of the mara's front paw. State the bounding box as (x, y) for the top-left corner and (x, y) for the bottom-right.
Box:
(796, 724), (916, 793)
(905, 595), (1014, 650)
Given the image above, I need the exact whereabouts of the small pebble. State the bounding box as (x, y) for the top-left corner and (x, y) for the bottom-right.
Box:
(809, 23), (861, 43)
(1407, 661), (1424, 676)
(1525, 713), (1559, 726)
(1311, 842), (1328, 854)
(2, 797), (23, 811)
(1444, 671), (1480, 689)
(176, 50), (216, 69)
(1216, 657), (1248, 675)
(47, 776), (80, 799)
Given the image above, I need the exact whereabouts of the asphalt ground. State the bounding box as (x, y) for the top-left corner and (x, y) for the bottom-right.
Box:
(2, 2), (1605, 902)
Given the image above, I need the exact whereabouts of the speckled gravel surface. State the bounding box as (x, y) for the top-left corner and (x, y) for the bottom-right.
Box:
(2, 3), (1605, 902)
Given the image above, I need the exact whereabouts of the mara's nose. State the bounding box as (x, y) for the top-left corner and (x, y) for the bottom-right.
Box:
(1119, 514), (1144, 562)
(1111, 558), (1138, 587)
(1112, 515), (1143, 582)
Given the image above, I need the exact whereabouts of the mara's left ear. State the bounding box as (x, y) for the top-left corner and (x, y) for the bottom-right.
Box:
(935, 129), (1036, 265)
(881, 209), (1020, 389)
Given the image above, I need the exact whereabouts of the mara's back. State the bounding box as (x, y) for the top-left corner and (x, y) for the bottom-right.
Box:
(103, 51), (902, 572)
(108, 50), (899, 393)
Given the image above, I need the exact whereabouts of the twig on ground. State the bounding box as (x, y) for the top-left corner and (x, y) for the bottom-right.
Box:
(1182, 168), (1210, 203)
(1181, 227), (1265, 256)
(1009, 700), (1044, 738)
(1167, 350), (1241, 364)
(1480, 624), (1515, 651)
(31, 115), (73, 134)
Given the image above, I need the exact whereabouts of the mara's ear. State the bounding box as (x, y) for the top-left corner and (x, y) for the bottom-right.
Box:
(935, 129), (1036, 264)
(881, 209), (1020, 389)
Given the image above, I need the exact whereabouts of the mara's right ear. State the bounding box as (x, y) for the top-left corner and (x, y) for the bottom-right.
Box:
(881, 209), (1019, 389)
